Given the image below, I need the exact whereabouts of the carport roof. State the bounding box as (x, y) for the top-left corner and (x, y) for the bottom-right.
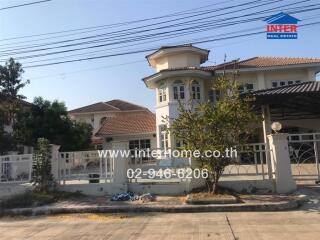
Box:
(249, 81), (320, 120)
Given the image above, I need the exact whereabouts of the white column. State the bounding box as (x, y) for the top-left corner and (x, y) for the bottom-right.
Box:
(50, 144), (61, 182)
(268, 133), (296, 193)
(262, 105), (272, 179)
(257, 72), (266, 90)
(111, 141), (129, 185)
(307, 69), (316, 81)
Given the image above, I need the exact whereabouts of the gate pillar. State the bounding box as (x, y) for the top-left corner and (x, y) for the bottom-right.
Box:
(268, 133), (297, 193)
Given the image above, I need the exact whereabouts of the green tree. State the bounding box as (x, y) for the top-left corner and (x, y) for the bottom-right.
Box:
(0, 58), (29, 123)
(170, 75), (261, 193)
(0, 58), (29, 154)
(15, 97), (93, 151)
(32, 138), (53, 192)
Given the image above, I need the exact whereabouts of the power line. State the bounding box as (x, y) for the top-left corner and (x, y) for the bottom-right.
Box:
(0, 0), (271, 51)
(2, 0), (316, 60)
(0, 0), (52, 11)
(31, 60), (146, 79)
(0, 0), (235, 42)
(0, 0), (297, 57)
(23, 20), (320, 69)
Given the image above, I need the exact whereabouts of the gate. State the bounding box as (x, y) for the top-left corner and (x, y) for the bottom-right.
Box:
(288, 133), (320, 181)
(58, 150), (114, 183)
(0, 154), (33, 183)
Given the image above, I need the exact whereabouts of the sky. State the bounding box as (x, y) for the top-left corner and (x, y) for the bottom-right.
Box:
(1, 0), (320, 111)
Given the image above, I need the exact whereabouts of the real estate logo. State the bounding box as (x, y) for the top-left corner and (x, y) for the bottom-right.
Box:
(264, 12), (300, 39)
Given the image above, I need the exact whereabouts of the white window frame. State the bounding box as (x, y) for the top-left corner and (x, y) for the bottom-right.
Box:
(173, 80), (185, 100)
(191, 80), (201, 100)
(271, 80), (301, 88)
(158, 85), (167, 103)
(159, 125), (169, 151)
(208, 89), (220, 104)
(239, 83), (254, 93)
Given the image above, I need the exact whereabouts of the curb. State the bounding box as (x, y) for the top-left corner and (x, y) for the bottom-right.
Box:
(0, 196), (308, 216)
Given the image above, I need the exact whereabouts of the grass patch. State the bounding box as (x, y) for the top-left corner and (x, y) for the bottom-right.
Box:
(0, 190), (84, 209)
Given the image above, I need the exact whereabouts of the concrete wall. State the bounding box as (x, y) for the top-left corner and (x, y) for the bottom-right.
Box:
(58, 183), (127, 196)
(155, 52), (202, 72)
(0, 183), (33, 201)
(218, 179), (274, 193)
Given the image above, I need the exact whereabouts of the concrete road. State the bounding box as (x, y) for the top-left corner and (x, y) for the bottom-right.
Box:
(0, 185), (319, 240)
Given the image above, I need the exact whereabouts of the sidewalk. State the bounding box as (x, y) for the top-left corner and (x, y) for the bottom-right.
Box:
(0, 193), (308, 216)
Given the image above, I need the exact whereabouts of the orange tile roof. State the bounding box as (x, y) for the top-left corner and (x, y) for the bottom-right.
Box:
(105, 99), (147, 111)
(69, 99), (147, 114)
(204, 56), (320, 71)
(95, 111), (156, 136)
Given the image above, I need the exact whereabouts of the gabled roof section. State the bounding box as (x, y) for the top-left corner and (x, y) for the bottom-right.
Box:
(69, 99), (149, 114)
(69, 102), (120, 114)
(106, 99), (148, 111)
(209, 56), (320, 71)
(95, 111), (156, 136)
(264, 12), (300, 24)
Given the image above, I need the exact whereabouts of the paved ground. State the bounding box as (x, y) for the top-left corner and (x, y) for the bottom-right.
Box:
(0, 184), (319, 240)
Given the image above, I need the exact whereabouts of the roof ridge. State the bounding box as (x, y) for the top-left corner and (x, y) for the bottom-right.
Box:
(256, 56), (320, 60)
(107, 99), (148, 110)
(102, 102), (120, 110)
(69, 101), (120, 113)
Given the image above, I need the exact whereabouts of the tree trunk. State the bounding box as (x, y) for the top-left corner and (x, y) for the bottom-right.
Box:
(212, 173), (220, 194)
(205, 178), (213, 193)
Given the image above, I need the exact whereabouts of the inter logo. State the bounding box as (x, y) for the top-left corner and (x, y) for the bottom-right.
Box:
(264, 12), (300, 39)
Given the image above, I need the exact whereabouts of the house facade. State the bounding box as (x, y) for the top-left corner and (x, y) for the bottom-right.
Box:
(69, 99), (157, 152)
(143, 44), (320, 150)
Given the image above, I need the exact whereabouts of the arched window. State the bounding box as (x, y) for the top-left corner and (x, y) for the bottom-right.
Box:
(100, 117), (107, 126)
(173, 80), (185, 100)
(158, 83), (167, 103)
(191, 80), (201, 100)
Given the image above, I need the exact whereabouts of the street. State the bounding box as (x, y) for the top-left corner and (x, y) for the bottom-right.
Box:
(1, 185), (319, 240)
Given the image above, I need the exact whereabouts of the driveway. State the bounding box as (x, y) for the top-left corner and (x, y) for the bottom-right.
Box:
(0, 185), (319, 240)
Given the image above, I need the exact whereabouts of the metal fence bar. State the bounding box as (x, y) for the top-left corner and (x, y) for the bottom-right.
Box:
(288, 132), (320, 181)
(58, 150), (114, 183)
(0, 154), (33, 183)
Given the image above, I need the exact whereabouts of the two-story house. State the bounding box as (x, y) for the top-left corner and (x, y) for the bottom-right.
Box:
(143, 44), (320, 150)
(69, 99), (156, 151)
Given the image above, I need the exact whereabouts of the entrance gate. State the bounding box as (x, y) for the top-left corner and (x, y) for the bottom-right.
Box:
(288, 133), (320, 182)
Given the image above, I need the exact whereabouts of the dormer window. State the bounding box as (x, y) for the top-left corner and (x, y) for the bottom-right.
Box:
(158, 84), (167, 103)
(173, 80), (185, 100)
(191, 80), (201, 100)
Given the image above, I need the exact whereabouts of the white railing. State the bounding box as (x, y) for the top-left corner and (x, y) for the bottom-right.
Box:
(58, 150), (114, 183)
(223, 143), (271, 180)
(127, 145), (271, 182)
(288, 133), (320, 180)
(0, 154), (33, 183)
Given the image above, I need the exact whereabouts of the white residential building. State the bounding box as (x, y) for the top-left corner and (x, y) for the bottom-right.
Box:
(142, 44), (320, 150)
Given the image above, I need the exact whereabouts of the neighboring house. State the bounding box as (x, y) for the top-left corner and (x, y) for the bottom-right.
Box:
(69, 99), (156, 151)
(143, 44), (320, 150)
